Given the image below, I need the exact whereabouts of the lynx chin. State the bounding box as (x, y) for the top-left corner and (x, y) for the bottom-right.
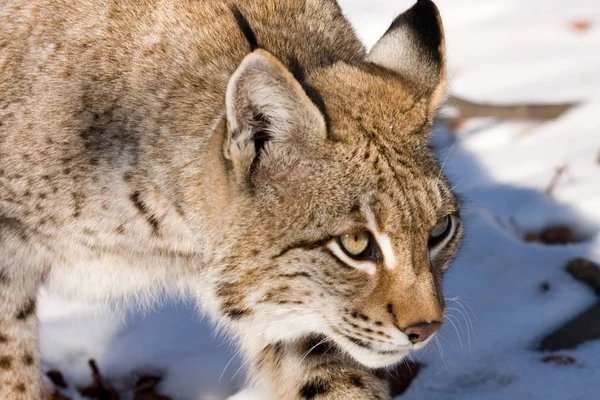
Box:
(0, 0), (462, 398)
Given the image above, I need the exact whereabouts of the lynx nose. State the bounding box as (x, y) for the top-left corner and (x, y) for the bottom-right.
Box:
(404, 322), (442, 344)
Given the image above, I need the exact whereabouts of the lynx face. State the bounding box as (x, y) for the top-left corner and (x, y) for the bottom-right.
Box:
(215, 1), (462, 368)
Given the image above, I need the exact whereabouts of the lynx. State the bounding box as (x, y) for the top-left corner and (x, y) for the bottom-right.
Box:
(0, 0), (462, 398)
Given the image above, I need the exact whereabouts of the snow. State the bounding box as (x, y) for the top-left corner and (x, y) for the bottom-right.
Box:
(40, 0), (600, 399)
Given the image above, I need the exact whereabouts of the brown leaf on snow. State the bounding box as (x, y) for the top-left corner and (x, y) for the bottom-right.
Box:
(569, 19), (592, 32)
(542, 355), (577, 365)
(47, 370), (68, 389)
(134, 375), (172, 400)
(45, 363), (174, 400)
(523, 225), (578, 245)
(566, 258), (600, 295)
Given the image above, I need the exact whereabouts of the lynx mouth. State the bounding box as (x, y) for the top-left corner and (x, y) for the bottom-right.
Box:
(327, 330), (412, 369)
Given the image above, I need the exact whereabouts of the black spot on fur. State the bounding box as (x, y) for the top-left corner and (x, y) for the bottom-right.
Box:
(0, 355), (12, 369)
(130, 191), (146, 213)
(72, 191), (85, 218)
(271, 342), (284, 358)
(226, 309), (249, 319)
(22, 353), (34, 366)
(279, 272), (311, 279)
(349, 374), (365, 389)
(231, 5), (259, 51)
(222, 303), (251, 320)
(0, 333), (9, 344)
(78, 99), (140, 168)
(130, 191), (160, 236)
(300, 380), (330, 399)
(0, 269), (8, 284)
(146, 215), (160, 236)
(342, 334), (372, 349)
(387, 303), (395, 315)
(15, 383), (26, 393)
(16, 299), (36, 320)
(276, 300), (304, 305)
(304, 336), (330, 357)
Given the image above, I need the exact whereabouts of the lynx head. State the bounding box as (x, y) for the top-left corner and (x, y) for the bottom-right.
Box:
(214, 0), (462, 368)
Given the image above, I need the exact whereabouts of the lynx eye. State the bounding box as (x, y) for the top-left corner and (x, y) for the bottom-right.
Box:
(428, 215), (452, 248)
(335, 231), (381, 262)
(339, 232), (370, 256)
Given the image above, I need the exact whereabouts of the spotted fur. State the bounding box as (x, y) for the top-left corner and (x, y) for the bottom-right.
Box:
(1, 0), (461, 398)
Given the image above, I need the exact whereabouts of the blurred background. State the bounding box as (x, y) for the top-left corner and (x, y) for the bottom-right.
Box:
(41, 1), (600, 399)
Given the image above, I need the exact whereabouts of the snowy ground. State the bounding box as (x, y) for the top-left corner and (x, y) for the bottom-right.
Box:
(40, 1), (600, 399)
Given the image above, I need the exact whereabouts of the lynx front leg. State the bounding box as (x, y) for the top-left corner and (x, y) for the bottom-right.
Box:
(0, 253), (43, 399)
(242, 336), (391, 400)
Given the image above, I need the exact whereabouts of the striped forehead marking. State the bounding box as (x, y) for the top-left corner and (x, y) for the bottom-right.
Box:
(364, 206), (397, 270)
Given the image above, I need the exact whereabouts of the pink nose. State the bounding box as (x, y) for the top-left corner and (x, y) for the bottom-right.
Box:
(403, 322), (442, 344)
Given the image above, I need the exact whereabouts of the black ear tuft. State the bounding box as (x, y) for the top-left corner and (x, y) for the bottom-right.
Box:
(367, 0), (447, 114)
(387, 0), (443, 67)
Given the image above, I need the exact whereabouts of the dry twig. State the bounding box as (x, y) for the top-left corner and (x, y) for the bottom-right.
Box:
(545, 165), (568, 196)
(444, 96), (577, 123)
(79, 360), (119, 400)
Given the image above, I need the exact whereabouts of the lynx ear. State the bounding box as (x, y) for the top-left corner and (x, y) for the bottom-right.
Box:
(225, 49), (326, 189)
(367, 0), (446, 113)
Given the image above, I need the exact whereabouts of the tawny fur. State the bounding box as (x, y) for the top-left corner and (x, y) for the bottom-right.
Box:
(0, 0), (462, 399)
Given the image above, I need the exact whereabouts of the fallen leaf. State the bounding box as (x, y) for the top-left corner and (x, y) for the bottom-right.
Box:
(542, 355), (576, 365)
(570, 19), (592, 32)
(47, 370), (68, 389)
(134, 375), (172, 400)
(566, 258), (600, 295)
(524, 225), (577, 245)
